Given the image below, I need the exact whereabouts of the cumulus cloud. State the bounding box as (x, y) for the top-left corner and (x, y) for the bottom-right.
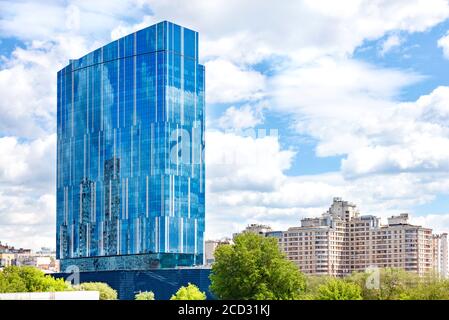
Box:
(438, 31), (449, 59)
(0, 0), (149, 41)
(217, 104), (265, 130)
(205, 59), (266, 103)
(147, 0), (449, 58)
(205, 129), (449, 239)
(380, 34), (402, 55)
(339, 86), (449, 177)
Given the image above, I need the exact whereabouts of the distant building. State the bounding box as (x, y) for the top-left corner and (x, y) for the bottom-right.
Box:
(0, 241), (32, 254)
(233, 224), (273, 238)
(204, 239), (233, 265)
(0, 243), (59, 273)
(281, 197), (441, 277)
(0, 253), (15, 269)
(432, 233), (448, 278)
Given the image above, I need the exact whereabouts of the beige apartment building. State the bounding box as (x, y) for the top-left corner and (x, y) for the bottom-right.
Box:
(432, 233), (448, 277)
(280, 198), (446, 277)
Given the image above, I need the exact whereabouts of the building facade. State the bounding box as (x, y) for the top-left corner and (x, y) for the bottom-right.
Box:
(279, 198), (444, 277)
(204, 239), (233, 265)
(0, 243), (59, 272)
(432, 233), (448, 278)
(56, 21), (205, 272)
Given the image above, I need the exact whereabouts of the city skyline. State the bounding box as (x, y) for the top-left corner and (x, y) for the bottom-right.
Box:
(210, 197), (449, 242)
(4, 1), (449, 250)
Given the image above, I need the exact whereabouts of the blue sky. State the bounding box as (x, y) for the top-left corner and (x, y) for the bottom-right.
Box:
(3, 0), (449, 249)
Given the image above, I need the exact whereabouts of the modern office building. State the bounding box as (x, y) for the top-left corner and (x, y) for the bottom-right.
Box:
(278, 198), (445, 277)
(56, 21), (205, 272)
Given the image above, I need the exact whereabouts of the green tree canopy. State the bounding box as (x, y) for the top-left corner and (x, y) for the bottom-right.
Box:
(0, 266), (71, 293)
(399, 273), (449, 300)
(135, 291), (155, 300)
(170, 283), (206, 300)
(316, 278), (362, 300)
(209, 232), (306, 300)
(73, 282), (117, 300)
(347, 268), (419, 300)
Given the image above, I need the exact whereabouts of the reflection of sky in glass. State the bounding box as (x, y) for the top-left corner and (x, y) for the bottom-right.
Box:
(56, 21), (205, 271)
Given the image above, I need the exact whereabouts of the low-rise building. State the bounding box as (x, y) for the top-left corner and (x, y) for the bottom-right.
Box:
(204, 239), (233, 265)
(0, 243), (59, 273)
(0, 253), (16, 269)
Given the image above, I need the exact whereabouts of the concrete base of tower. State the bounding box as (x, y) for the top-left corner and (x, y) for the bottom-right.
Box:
(60, 253), (204, 272)
(55, 267), (212, 300)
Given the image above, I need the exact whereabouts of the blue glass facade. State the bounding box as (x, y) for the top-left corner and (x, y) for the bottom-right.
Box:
(56, 21), (205, 271)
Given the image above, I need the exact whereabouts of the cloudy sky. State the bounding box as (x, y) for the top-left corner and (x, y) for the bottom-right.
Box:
(3, 0), (449, 249)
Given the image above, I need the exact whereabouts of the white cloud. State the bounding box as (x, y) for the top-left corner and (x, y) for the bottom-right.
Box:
(0, 37), (94, 138)
(0, 190), (55, 250)
(0, 0), (149, 41)
(270, 57), (449, 180)
(412, 213), (449, 234)
(0, 134), (56, 249)
(205, 59), (266, 103)
(271, 57), (423, 157)
(380, 34), (402, 55)
(110, 15), (157, 40)
(206, 131), (294, 193)
(205, 130), (449, 239)
(217, 104), (265, 130)
(147, 0), (449, 59)
(0, 135), (56, 188)
(438, 31), (449, 59)
(339, 86), (449, 177)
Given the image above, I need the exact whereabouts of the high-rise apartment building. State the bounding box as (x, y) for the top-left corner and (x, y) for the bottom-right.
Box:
(56, 21), (205, 272)
(281, 198), (442, 277)
(432, 233), (448, 278)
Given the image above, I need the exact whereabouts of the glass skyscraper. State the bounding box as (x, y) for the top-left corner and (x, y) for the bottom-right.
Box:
(56, 21), (205, 272)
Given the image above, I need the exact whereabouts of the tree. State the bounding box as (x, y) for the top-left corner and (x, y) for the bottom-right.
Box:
(316, 278), (362, 300)
(209, 232), (306, 300)
(0, 266), (71, 293)
(73, 282), (117, 300)
(400, 273), (449, 300)
(135, 291), (155, 300)
(346, 268), (419, 300)
(170, 283), (206, 300)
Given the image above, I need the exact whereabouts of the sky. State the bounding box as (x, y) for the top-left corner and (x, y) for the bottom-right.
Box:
(3, 0), (449, 249)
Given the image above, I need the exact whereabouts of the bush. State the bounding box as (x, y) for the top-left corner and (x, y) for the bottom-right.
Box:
(170, 283), (206, 300)
(73, 282), (117, 300)
(0, 266), (71, 293)
(135, 291), (155, 300)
